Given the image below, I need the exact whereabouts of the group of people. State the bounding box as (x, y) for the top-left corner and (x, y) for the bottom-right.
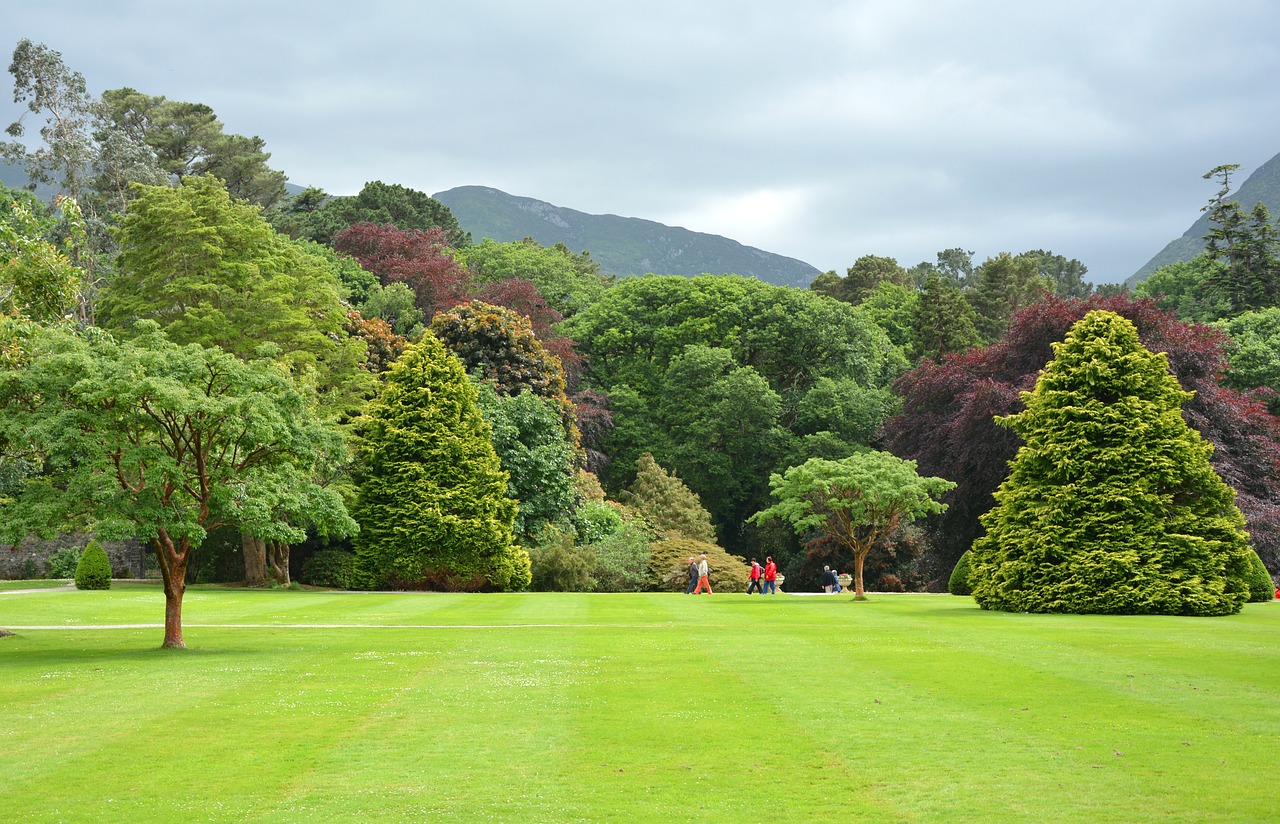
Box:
(821, 565), (843, 594)
(684, 555), (778, 594)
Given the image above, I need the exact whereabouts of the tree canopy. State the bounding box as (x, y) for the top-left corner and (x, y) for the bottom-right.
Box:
(751, 451), (954, 598)
(0, 323), (353, 646)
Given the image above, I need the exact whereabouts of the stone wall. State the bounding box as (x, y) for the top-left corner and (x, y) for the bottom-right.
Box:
(1, 533), (150, 579)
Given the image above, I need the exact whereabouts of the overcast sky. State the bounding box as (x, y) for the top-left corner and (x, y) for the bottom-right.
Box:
(6, 1), (1280, 282)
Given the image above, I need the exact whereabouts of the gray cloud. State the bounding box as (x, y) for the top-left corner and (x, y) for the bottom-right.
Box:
(6, 1), (1279, 282)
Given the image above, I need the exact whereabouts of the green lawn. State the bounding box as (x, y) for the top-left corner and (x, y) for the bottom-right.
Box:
(0, 578), (72, 591)
(1, 585), (1275, 822)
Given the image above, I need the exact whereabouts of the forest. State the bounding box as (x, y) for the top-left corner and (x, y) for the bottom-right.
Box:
(2, 40), (1278, 643)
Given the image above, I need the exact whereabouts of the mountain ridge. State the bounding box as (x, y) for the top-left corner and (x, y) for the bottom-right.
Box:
(433, 185), (820, 288)
(1128, 151), (1280, 286)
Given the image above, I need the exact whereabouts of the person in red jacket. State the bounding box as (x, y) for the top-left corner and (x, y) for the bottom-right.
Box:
(746, 558), (763, 594)
(762, 556), (778, 595)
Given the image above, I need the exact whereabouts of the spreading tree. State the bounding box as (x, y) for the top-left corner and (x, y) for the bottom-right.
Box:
(0, 323), (354, 647)
(750, 451), (954, 598)
(970, 310), (1253, 615)
(351, 334), (530, 591)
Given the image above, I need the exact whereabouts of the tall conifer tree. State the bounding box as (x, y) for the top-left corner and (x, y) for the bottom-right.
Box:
(970, 310), (1252, 615)
(351, 334), (530, 591)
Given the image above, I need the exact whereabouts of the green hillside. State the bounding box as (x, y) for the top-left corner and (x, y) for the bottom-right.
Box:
(434, 185), (820, 288)
(1128, 151), (1280, 286)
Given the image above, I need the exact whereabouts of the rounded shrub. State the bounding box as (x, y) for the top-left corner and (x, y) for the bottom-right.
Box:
(648, 537), (750, 593)
(948, 550), (973, 596)
(1245, 550), (1275, 602)
(299, 549), (356, 589)
(74, 541), (111, 590)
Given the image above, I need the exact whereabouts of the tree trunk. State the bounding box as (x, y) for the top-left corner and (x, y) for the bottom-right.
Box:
(268, 540), (290, 586)
(853, 549), (868, 599)
(153, 530), (189, 649)
(242, 531), (266, 585)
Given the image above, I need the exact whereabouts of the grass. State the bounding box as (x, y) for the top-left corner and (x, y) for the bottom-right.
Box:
(0, 578), (71, 591)
(1, 586), (1276, 822)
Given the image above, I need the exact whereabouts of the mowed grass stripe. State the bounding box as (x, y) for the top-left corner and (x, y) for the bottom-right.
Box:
(1, 590), (1276, 822)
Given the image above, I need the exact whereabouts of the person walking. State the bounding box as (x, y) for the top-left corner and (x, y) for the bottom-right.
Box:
(684, 557), (699, 594)
(746, 558), (763, 594)
(693, 553), (713, 594)
(822, 565), (835, 594)
(763, 556), (777, 594)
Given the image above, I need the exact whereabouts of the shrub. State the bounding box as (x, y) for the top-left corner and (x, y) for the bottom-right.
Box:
(74, 541), (111, 590)
(47, 546), (82, 579)
(590, 523), (653, 592)
(648, 537), (750, 593)
(1245, 550), (1275, 602)
(948, 550), (973, 596)
(299, 549), (356, 589)
(526, 527), (596, 592)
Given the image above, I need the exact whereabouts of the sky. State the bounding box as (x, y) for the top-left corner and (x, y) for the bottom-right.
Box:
(5, 1), (1280, 283)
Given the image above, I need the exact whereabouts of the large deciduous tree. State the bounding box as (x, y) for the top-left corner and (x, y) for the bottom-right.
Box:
(333, 222), (472, 319)
(970, 310), (1252, 616)
(268, 181), (469, 247)
(0, 323), (354, 648)
(350, 334), (530, 591)
(750, 452), (954, 598)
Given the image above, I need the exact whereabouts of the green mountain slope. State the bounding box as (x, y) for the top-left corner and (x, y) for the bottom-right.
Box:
(434, 185), (820, 288)
(1128, 151), (1280, 287)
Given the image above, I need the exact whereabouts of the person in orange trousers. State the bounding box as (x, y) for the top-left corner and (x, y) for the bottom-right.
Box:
(693, 553), (713, 594)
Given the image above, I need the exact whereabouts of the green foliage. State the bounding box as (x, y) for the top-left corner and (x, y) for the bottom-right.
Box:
(351, 333), (530, 592)
(647, 537), (750, 593)
(526, 525), (596, 592)
(948, 550), (973, 596)
(1245, 549), (1274, 602)
(588, 521), (653, 592)
(1214, 307), (1280, 413)
(570, 499), (625, 545)
(968, 252), (1052, 343)
(359, 282), (425, 339)
(854, 281), (919, 355)
(0, 323), (352, 645)
(0, 192), (81, 322)
(73, 540), (111, 590)
(99, 86), (287, 207)
(1200, 164), (1280, 314)
(459, 237), (609, 317)
(101, 175), (370, 413)
(1133, 255), (1231, 323)
(970, 310), (1253, 616)
(912, 272), (982, 361)
(299, 549), (357, 590)
(473, 382), (576, 544)
(18, 554), (38, 580)
(620, 453), (718, 543)
(267, 181), (469, 247)
(46, 545), (82, 579)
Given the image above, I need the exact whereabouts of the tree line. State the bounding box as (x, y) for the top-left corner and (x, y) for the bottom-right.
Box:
(2, 39), (1277, 645)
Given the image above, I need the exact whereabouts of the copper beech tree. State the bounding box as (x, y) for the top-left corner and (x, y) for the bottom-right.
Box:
(0, 323), (354, 648)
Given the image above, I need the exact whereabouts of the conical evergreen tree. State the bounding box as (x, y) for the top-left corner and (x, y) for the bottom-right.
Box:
(620, 453), (719, 544)
(351, 333), (530, 591)
(970, 310), (1252, 615)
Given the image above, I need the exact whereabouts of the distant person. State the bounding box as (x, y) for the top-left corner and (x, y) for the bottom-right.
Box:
(822, 565), (835, 594)
(694, 553), (713, 594)
(685, 557), (699, 594)
(763, 556), (777, 594)
(746, 558), (763, 594)
(832, 570), (843, 594)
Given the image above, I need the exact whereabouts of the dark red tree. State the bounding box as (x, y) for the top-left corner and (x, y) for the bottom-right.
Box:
(333, 223), (471, 319)
(883, 293), (1280, 584)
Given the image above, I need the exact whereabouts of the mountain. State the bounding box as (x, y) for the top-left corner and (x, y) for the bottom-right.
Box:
(433, 185), (821, 288)
(1127, 151), (1280, 287)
